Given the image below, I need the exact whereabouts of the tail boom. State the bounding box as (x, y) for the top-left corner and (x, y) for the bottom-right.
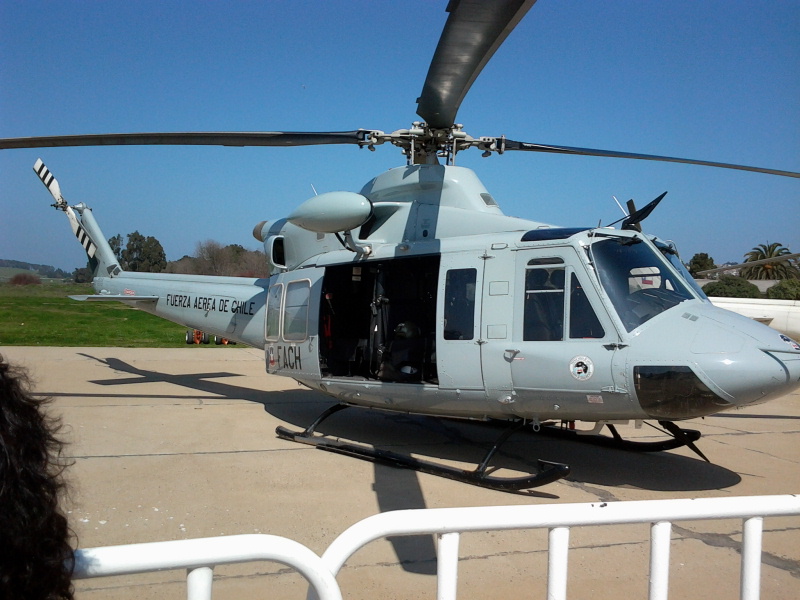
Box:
(84, 271), (268, 348)
(35, 158), (268, 348)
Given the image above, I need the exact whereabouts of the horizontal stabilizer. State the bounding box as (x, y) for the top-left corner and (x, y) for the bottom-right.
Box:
(69, 294), (159, 303)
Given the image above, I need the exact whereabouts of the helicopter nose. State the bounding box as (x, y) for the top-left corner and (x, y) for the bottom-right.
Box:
(633, 305), (800, 420)
(691, 311), (800, 408)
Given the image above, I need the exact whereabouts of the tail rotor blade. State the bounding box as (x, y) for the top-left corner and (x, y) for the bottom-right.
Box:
(64, 206), (98, 259)
(33, 158), (65, 205)
(32, 159), (98, 258)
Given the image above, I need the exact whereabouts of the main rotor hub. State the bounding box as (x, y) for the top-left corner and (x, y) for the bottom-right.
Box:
(364, 123), (504, 165)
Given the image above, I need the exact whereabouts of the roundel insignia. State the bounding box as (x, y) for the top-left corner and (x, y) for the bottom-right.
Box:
(569, 356), (594, 381)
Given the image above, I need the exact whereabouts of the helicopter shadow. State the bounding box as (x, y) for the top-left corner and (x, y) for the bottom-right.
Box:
(76, 353), (274, 403)
(517, 431), (742, 492)
(71, 354), (741, 570)
(73, 353), (742, 494)
(268, 405), (742, 493)
(75, 353), (742, 494)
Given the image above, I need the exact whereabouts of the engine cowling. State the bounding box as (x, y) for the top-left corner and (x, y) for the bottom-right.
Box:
(287, 191), (372, 233)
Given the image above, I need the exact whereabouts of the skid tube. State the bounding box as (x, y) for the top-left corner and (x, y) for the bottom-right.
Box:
(536, 420), (710, 462)
(275, 405), (570, 492)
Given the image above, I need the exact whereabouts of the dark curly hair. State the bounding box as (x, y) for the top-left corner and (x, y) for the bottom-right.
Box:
(0, 355), (74, 600)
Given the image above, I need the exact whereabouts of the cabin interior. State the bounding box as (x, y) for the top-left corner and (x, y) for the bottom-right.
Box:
(319, 256), (440, 384)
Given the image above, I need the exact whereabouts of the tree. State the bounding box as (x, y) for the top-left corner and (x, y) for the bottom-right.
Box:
(766, 279), (800, 300)
(688, 253), (716, 277)
(195, 239), (229, 275)
(121, 230), (166, 273)
(72, 267), (91, 283)
(108, 234), (125, 267)
(739, 243), (799, 280)
(233, 248), (269, 277)
(702, 275), (761, 298)
(165, 240), (268, 277)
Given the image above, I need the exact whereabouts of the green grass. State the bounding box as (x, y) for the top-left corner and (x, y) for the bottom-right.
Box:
(0, 283), (197, 347)
(0, 266), (34, 280)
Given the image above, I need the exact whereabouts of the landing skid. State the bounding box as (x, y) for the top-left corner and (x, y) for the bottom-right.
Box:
(276, 405), (570, 492)
(537, 420), (710, 462)
(277, 407), (710, 492)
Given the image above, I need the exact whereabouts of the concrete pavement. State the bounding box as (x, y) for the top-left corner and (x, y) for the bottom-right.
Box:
(2, 346), (799, 599)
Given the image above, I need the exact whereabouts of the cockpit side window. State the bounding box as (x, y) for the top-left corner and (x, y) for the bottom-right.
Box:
(569, 273), (605, 338)
(656, 241), (708, 298)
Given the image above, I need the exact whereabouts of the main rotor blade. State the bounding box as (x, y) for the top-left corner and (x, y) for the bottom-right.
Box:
(416, 0), (537, 130)
(502, 139), (800, 178)
(0, 131), (372, 150)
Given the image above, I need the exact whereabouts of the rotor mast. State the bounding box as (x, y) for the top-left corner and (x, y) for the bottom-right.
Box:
(404, 0), (537, 165)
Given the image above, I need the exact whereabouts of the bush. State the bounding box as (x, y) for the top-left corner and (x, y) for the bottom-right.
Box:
(702, 275), (761, 298)
(766, 279), (800, 300)
(72, 267), (92, 283)
(9, 272), (41, 286)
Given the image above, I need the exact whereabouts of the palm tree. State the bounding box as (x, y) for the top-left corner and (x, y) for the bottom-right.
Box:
(739, 243), (800, 280)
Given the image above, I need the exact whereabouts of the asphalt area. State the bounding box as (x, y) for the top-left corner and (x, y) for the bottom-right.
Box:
(3, 346), (799, 600)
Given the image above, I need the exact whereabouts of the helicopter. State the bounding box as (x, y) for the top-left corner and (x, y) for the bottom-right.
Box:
(3, 0), (800, 491)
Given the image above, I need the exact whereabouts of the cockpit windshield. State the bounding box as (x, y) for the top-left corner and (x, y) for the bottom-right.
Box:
(591, 235), (695, 331)
(655, 240), (709, 299)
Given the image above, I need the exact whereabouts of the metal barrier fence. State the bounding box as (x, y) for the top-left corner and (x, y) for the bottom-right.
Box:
(73, 534), (342, 600)
(73, 494), (799, 600)
(321, 494), (800, 600)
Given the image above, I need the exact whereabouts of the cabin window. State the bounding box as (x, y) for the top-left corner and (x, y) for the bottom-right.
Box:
(569, 273), (604, 338)
(265, 283), (283, 340)
(523, 262), (565, 341)
(283, 280), (310, 341)
(444, 268), (476, 340)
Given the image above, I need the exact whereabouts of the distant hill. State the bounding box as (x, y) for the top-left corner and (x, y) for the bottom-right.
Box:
(0, 259), (70, 280)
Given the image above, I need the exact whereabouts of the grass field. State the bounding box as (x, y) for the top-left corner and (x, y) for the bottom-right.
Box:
(0, 283), (198, 347)
(0, 266), (36, 280)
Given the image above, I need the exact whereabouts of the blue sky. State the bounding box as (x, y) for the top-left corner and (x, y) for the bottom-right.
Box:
(1, 0), (798, 272)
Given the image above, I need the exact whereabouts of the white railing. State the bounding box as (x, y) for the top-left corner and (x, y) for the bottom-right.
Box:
(73, 495), (800, 600)
(73, 534), (342, 600)
(321, 495), (800, 600)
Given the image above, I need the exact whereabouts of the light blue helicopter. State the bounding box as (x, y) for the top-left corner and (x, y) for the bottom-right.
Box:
(4, 0), (799, 490)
